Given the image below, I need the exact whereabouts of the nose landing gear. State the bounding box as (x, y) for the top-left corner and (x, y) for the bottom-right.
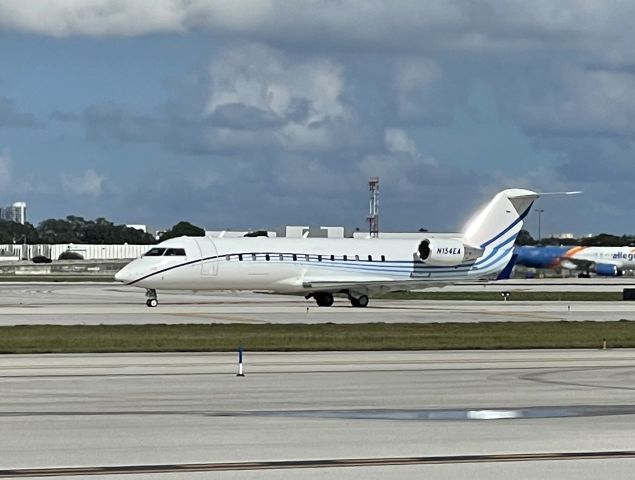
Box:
(145, 289), (158, 307)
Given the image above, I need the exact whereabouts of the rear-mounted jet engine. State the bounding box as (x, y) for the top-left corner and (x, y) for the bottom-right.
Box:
(417, 238), (483, 266)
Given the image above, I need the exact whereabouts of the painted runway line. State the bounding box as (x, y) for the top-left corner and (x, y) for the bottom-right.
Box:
(3, 451), (635, 477)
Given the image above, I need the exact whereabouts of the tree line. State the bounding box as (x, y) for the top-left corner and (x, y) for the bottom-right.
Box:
(6, 219), (630, 247)
(0, 217), (205, 244)
(516, 229), (635, 247)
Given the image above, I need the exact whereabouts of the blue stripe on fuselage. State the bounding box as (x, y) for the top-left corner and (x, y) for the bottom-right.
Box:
(513, 245), (569, 269)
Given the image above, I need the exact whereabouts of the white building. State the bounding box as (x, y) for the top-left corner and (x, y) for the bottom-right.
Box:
(550, 232), (576, 240)
(1, 202), (27, 224)
(0, 243), (151, 261)
(205, 230), (277, 238)
(126, 224), (147, 233)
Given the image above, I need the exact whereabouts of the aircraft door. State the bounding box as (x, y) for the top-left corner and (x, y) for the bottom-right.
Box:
(196, 238), (218, 276)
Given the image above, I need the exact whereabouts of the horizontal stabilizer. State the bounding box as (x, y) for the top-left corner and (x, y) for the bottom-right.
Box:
(535, 191), (582, 196)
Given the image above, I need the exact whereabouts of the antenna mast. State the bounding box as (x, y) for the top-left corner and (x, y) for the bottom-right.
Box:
(367, 176), (379, 238)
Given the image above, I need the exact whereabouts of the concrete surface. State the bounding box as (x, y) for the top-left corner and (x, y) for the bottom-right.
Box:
(0, 282), (634, 325)
(1, 281), (634, 477)
(1, 350), (635, 478)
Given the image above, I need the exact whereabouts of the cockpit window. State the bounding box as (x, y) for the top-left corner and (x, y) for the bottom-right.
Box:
(144, 248), (166, 257)
(165, 248), (186, 256)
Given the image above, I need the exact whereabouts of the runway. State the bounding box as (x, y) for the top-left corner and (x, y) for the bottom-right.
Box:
(433, 277), (635, 292)
(0, 282), (634, 325)
(1, 282), (635, 478)
(1, 350), (635, 479)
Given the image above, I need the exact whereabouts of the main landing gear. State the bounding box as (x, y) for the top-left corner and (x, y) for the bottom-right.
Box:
(313, 292), (334, 307)
(348, 294), (369, 308)
(308, 292), (370, 307)
(145, 289), (158, 307)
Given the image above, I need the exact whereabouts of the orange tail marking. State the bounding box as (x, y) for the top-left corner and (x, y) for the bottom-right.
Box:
(563, 246), (586, 258)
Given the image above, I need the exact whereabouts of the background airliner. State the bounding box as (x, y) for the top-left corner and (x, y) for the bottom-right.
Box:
(115, 188), (539, 307)
(514, 245), (635, 277)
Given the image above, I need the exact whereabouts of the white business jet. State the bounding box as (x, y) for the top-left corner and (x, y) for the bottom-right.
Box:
(115, 188), (538, 307)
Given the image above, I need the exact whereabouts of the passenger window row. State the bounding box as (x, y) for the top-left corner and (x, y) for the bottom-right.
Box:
(224, 253), (387, 262)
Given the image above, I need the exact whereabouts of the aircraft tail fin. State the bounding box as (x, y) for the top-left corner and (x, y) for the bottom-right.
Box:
(462, 189), (539, 250)
(496, 253), (518, 280)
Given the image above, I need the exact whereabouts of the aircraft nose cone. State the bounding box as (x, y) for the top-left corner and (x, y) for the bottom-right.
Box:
(114, 266), (131, 283)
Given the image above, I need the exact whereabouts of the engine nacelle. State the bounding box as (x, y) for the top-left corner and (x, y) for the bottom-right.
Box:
(595, 263), (622, 277)
(417, 238), (483, 266)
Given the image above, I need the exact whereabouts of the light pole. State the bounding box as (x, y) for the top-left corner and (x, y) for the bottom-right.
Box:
(535, 209), (544, 244)
(21, 234), (28, 261)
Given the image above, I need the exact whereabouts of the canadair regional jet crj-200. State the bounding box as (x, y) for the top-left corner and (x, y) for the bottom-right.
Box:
(115, 188), (539, 307)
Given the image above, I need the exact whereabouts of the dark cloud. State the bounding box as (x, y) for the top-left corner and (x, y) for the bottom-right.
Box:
(82, 103), (159, 143)
(50, 39), (619, 232)
(3, 2), (633, 60)
(207, 103), (284, 130)
(49, 111), (79, 122)
(7, 2), (635, 232)
(0, 97), (42, 128)
(552, 138), (635, 183)
(492, 64), (635, 138)
(68, 45), (372, 157)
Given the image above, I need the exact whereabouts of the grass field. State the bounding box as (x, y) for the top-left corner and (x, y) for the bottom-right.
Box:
(1, 321), (633, 353)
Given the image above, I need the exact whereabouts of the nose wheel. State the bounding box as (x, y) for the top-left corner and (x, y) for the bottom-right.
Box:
(145, 289), (158, 307)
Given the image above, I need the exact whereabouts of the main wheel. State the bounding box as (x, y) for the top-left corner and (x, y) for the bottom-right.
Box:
(349, 295), (369, 308)
(146, 298), (158, 307)
(356, 295), (369, 307)
(314, 292), (334, 307)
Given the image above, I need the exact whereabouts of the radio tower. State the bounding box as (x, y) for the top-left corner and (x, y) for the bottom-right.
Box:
(367, 176), (379, 238)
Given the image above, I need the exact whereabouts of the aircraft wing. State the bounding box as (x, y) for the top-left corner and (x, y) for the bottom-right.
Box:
(559, 257), (595, 270)
(299, 276), (450, 292)
(558, 256), (626, 270)
(560, 256), (626, 271)
(559, 256), (628, 277)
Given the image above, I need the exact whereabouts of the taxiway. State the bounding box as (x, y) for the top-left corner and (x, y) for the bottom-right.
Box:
(1, 350), (635, 479)
(0, 282), (634, 325)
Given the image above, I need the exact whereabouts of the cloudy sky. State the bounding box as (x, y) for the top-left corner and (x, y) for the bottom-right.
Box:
(1, 1), (634, 236)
